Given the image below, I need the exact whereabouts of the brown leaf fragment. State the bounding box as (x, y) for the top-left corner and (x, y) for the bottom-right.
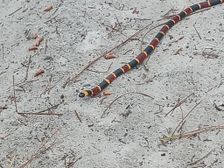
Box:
(43, 5), (53, 12)
(35, 36), (44, 46)
(34, 69), (45, 77)
(104, 52), (116, 59)
(28, 46), (38, 51)
(103, 91), (112, 96)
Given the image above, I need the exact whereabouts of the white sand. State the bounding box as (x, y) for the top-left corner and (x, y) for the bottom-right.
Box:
(0, 0), (224, 167)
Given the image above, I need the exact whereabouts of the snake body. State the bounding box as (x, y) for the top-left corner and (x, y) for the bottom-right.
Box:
(79, 0), (224, 98)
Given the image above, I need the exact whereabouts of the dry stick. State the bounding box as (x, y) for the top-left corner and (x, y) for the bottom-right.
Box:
(161, 125), (224, 144)
(41, 75), (53, 96)
(207, 159), (218, 168)
(62, 21), (157, 88)
(18, 103), (61, 116)
(177, 105), (185, 134)
(87, 62), (113, 74)
(171, 101), (201, 136)
(74, 110), (82, 123)
(17, 79), (39, 87)
(8, 7), (22, 16)
(180, 125), (224, 138)
(24, 55), (32, 81)
(165, 93), (194, 117)
(44, 39), (48, 54)
(193, 23), (202, 39)
(71, 156), (82, 166)
(186, 149), (214, 167)
(101, 92), (154, 118)
(41, 75), (64, 95)
(17, 112), (63, 116)
(38, 103), (61, 112)
(18, 129), (59, 168)
(12, 75), (18, 113)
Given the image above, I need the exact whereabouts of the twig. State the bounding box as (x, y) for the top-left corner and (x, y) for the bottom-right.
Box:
(87, 62), (113, 74)
(18, 103), (61, 117)
(12, 75), (18, 113)
(17, 112), (63, 116)
(101, 92), (154, 118)
(165, 93), (194, 117)
(74, 110), (82, 123)
(8, 7), (22, 16)
(44, 39), (48, 54)
(41, 75), (53, 95)
(72, 156), (82, 166)
(202, 51), (219, 59)
(186, 149), (214, 167)
(37, 103), (61, 113)
(174, 48), (183, 55)
(171, 101), (201, 136)
(24, 55), (32, 81)
(41, 75), (64, 95)
(160, 8), (178, 21)
(63, 21), (155, 88)
(18, 129), (59, 168)
(45, 14), (59, 23)
(161, 124), (224, 144)
(193, 23), (202, 39)
(16, 79), (39, 87)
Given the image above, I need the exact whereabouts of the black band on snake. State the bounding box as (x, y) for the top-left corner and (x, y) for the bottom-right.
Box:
(79, 0), (224, 98)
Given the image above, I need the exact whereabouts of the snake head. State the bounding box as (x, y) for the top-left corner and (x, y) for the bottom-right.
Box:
(79, 90), (92, 97)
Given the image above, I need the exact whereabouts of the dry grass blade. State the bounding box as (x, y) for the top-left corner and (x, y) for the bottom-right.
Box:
(101, 92), (154, 118)
(171, 101), (201, 136)
(74, 110), (82, 123)
(17, 112), (63, 116)
(186, 149), (214, 167)
(24, 55), (32, 81)
(161, 125), (224, 144)
(165, 93), (194, 117)
(12, 75), (18, 113)
(87, 62), (113, 74)
(18, 128), (60, 168)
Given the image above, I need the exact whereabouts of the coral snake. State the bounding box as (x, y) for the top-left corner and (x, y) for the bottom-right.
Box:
(79, 0), (224, 98)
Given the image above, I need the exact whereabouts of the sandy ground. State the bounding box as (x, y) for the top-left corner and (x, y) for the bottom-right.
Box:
(0, 0), (224, 167)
